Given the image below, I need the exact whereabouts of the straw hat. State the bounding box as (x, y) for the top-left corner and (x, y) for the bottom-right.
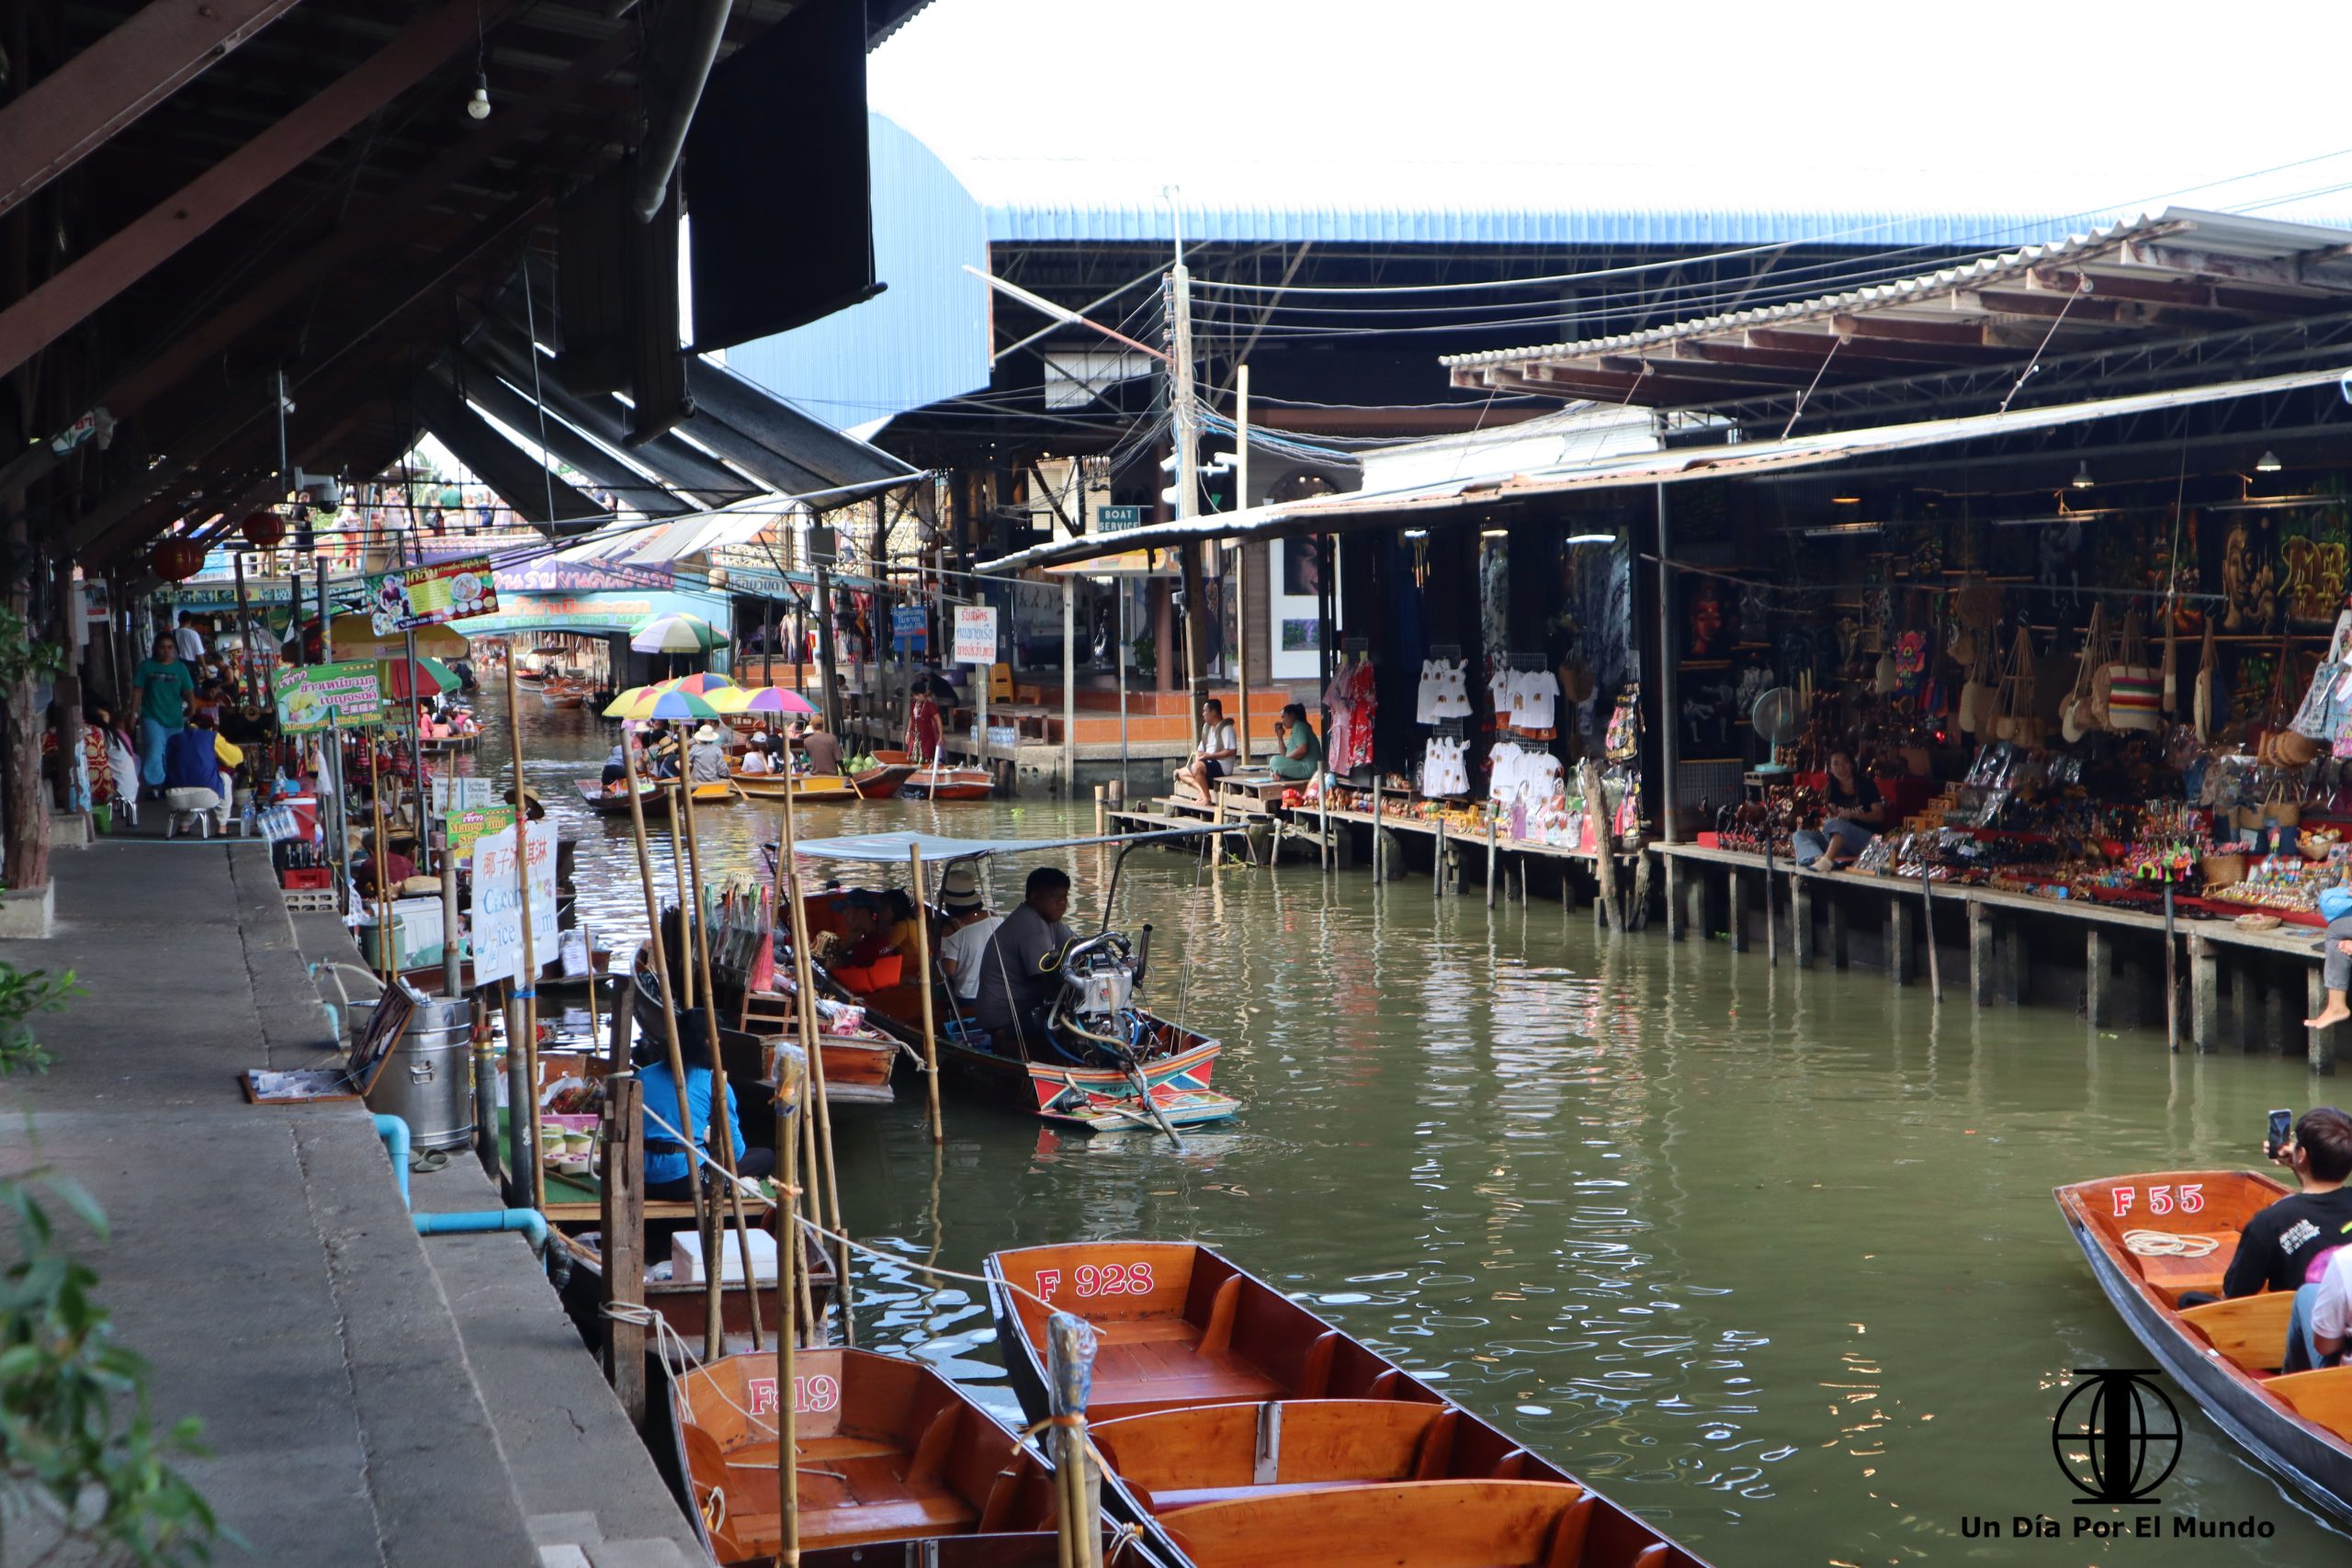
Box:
(940, 865), (983, 912)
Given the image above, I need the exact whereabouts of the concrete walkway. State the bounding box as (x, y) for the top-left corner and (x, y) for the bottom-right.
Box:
(0, 839), (695, 1568)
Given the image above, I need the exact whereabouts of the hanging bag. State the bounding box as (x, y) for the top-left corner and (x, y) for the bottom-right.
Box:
(2061, 604), (2109, 742)
(2098, 608), (2163, 733)
(2194, 618), (2218, 743)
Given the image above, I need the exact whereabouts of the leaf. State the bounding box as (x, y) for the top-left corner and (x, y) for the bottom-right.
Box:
(37, 1176), (107, 1242)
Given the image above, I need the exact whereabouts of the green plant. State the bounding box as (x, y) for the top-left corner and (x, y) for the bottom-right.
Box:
(0, 610), (65, 693)
(1131, 630), (1157, 679)
(0, 965), (219, 1565)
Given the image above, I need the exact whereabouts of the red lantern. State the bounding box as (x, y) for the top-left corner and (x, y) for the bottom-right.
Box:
(241, 509), (286, 549)
(149, 538), (204, 582)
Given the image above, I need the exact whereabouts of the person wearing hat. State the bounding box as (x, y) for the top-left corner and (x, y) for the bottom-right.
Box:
(643, 719), (682, 779)
(2308, 886), (2352, 1028)
(356, 828), (417, 900)
(503, 784), (546, 821)
(932, 866), (1001, 1003)
(687, 723), (730, 784)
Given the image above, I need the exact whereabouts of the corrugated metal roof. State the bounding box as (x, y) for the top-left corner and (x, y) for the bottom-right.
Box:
(1440, 209), (2352, 370)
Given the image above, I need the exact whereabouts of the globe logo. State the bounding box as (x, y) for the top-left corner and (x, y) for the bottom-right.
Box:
(2052, 1370), (2182, 1504)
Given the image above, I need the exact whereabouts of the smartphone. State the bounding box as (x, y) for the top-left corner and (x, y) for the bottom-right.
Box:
(2267, 1108), (2295, 1161)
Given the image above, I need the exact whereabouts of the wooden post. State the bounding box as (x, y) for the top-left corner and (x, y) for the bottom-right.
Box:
(1826, 892), (1849, 970)
(1093, 784), (1106, 838)
(775, 744), (854, 1343)
(1918, 865), (1941, 1003)
(677, 781), (763, 1357)
(908, 844), (945, 1145)
(2311, 967), (2342, 1075)
(1727, 867), (1751, 954)
(617, 741), (709, 1245)
(1969, 899), (1995, 1007)
(1792, 874), (1815, 968)
(499, 658), (548, 1214)
(601, 1076), (646, 1428)
(1486, 810), (1498, 909)
(1664, 856), (1687, 941)
(2085, 928), (2113, 1025)
(605, 960), (634, 1071)
(2164, 884), (2182, 1054)
(1432, 817), (1445, 901)
(2233, 955), (2266, 1054)
(2266, 976), (2290, 1055)
(1579, 759), (1622, 934)
(1888, 897), (1917, 987)
(2190, 933), (2220, 1054)
(1760, 841), (1778, 967)
(774, 1045), (803, 1563)
(1999, 913), (2029, 1005)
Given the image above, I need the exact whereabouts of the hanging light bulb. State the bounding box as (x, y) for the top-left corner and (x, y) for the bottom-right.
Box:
(2071, 460), (2095, 490)
(466, 73), (492, 120)
(2256, 449), (2283, 473)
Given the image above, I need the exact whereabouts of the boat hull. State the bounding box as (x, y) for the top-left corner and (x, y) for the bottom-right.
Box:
(2055, 1170), (2352, 1527)
(866, 997), (1235, 1133)
(729, 772), (861, 804)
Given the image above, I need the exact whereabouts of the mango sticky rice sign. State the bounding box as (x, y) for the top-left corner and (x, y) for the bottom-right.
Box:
(274, 661), (386, 733)
(368, 554), (497, 635)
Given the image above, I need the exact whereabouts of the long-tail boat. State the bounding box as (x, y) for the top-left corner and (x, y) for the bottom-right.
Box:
(731, 771), (863, 804)
(850, 753), (920, 798)
(554, 1217), (835, 1362)
(985, 1241), (1711, 1568)
(880, 749), (993, 801)
(2054, 1168), (2352, 1525)
(785, 828), (1239, 1134)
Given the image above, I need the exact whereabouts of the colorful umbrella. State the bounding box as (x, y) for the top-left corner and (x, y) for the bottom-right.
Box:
(660, 671), (736, 694)
(603, 682), (688, 719)
(629, 687), (720, 722)
(628, 613), (727, 653)
(329, 614), (469, 659)
(379, 656), (459, 701)
(706, 683), (817, 717)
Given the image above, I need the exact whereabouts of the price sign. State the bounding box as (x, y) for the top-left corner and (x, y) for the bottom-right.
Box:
(953, 605), (998, 666)
(470, 819), (558, 985)
(274, 661), (385, 732)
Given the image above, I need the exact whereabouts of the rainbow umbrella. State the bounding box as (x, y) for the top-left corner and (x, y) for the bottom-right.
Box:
(604, 682), (721, 721)
(629, 612), (727, 653)
(707, 683), (817, 717)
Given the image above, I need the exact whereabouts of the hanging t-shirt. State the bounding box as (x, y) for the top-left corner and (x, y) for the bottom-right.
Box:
(1488, 669), (1515, 722)
(1420, 737), (1470, 797)
(1513, 670), (1561, 731)
(1416, 660), (1442, 725)
(1429, 660), (1472, 719)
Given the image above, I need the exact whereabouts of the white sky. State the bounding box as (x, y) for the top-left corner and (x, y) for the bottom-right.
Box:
(872, 1), (2352, 226)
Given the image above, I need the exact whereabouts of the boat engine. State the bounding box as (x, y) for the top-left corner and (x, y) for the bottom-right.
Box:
(1056, 931), (1136, 1028)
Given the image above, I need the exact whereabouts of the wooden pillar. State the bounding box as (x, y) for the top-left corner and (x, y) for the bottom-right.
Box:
(2190, 934), (2221, 1054)
(1663, 858), (1686, 939)
(1826, 892), (1849, 970)
(2233, 954), (2267, 1053)
(2117, 946), (2152, 1030)
(2310, 967), (2342, 1075)
(1888, 896), (1917, 987)
(1968, 900), (1996, 1008)
(1727, 868), (1751, 954)
(1998, 913), (2029, 1005)
(1792, 876), (1815, 969)
(2085, 928), (2114, 1028)
(601, 1077), (646, 1427)
(2266, 978), (2290, 1055)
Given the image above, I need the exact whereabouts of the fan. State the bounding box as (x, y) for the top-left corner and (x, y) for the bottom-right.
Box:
(1751, 685), (1804, 775)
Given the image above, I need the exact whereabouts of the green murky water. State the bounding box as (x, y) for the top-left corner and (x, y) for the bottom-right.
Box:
(475, 689), (2347, 1567)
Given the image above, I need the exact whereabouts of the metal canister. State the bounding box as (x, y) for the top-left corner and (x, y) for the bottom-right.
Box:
(361, 994), (477, 1151)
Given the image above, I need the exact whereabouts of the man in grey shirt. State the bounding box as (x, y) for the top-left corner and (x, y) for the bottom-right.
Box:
(972, 867), (1074, 1047)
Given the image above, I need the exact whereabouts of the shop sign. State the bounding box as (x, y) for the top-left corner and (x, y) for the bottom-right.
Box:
(471, 818), (559, 986)
(273, 660), (385, 732)
(1097, 504), (1146, 533)
(953, 605), (998, 665)
(441, 806), (514, 867)
(366, 555), (498, 634)
(891, 605), (928, 650)
(430, 776), (497, 811)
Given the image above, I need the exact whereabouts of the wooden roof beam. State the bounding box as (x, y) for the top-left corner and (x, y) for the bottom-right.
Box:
(0, 0), (308, 218)
(0, 0), (529, 380)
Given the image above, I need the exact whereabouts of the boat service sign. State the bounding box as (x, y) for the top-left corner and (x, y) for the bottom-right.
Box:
(368, 554), (498, 635)
(273, 660), (387, 733)
(953, 605), (998, 666)
(470, 819), (559, 985)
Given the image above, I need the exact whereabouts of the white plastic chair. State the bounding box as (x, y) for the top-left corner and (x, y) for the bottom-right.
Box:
(164, 787), (220, 839)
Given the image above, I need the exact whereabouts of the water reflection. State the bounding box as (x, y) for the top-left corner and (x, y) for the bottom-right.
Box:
(466, 689), (2344, 1565)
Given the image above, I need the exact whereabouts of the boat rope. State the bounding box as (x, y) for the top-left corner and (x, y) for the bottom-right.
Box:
(2122, 1229), (2220, 1258)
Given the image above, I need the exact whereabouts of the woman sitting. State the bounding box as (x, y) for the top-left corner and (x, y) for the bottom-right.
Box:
(1267, 702), (1324, 782)
(1791, 750), (1887, 871)
(639, 1024), (774, 1202)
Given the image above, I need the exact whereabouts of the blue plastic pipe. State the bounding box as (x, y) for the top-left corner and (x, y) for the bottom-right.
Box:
(372, 1113), (550, 1257)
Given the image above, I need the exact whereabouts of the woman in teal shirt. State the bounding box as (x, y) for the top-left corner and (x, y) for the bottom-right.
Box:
(1268, 702), (1324, 781)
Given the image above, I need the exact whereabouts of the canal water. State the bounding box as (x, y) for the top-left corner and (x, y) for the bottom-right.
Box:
(479, 689), (2346, 1567)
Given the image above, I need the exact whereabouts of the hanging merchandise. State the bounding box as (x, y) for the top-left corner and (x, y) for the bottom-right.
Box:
(2195, 617), (2218, 742)
(1512, 664), (1561, 731)
(1893, 630), (1928, 695)
(1419, 735), (1471, 797)
(1325, 654), (1378, 774)
(1604, 682), (1643, 762)
(2059, 604), (2110, 743)
(1419, 656), (1471, 720)
(1994, 626), (2041, 747)
(2098, 608), (2162, 733)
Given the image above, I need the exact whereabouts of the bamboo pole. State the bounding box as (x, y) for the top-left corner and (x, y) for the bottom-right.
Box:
(501, 657), (548, 1214)
(908, 845), (945, 1145)
(617, 739), (709, 1245)
(367, 743), (393, 976)
(774, 755), (854, 1343)
(774, 1045), (805, 1568)
(678, 779), (764, 1356)
(670, 784), (696, 1011)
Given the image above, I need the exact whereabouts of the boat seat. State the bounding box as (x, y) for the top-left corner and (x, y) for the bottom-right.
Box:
(2178, 1292), (2293, 1373)
(1092, 1339), (1286, 1417)
(2132, 1230), (2238, 1306)
(1148, 1477), (1394, 1512)
(2266, 1365), (2352, 1436)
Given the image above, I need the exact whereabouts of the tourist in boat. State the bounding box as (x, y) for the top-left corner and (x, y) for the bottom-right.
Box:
(972, 867), (1075, 1049)
(639, 1023), (773, 1201)
(645, 720), (682, 779)
(601, 738), (629, 790)
(826, 892), (903, 994)
(906, 684), (943, 764)
(1267, 702), (1323, 782)
(791, 716), (842, 778)
(739, 738), (774, 776)
(2202, 1107), (2352, 1370)
(877, 889), (923, 959)
(1791, 750), (1886, 872)
(686, 723), (729, 784)
(1174, 697), (1238, 800)
(933, 867), (1001, 1002)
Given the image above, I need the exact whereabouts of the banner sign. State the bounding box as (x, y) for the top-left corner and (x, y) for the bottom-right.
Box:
(953, 605), (998, 666)
(441, 806), (514, 868)
(368, 555), (497, 634)
(471, 819), (559, 986)
(273, 661), (385, 733)
(891, 604), (928, 651)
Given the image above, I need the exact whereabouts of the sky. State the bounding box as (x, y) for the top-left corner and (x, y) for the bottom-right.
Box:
(870, 1), (2352, 230)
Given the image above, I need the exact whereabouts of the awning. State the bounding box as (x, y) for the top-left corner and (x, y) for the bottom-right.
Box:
(790, 826), (1217, 863)
(1043, 549), (1182, 578)
(978, 359), (2352, 574)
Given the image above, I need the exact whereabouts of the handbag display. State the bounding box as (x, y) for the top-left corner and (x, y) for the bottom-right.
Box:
(2098, 609), (2161, 733)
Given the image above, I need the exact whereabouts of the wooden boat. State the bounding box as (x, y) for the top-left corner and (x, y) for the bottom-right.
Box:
(666, 1347), (1061, 1565)
(894, 752), (993, 801)
(630, 942), (899, 1107)
(2055, 1168), (2352, 1525)
(575, 777), (660, 815)
(850, 753), (920, 799)
(539, 684), (588, 710)
(419, 732), (478, 754)
(986, 1242), (1709, 1568)
(729, 770), (862, 804)
(554, 1221), (836, 1364)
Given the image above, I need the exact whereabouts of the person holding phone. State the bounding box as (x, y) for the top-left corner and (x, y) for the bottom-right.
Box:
(2204, 1108), (2352, 1370)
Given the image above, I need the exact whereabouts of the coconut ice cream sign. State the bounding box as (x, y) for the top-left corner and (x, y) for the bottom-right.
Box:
(368, 555), (497, 634)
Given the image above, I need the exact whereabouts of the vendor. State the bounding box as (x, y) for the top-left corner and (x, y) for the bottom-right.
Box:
(1268, 702), (1323, 782)
(639, 1024), (774, 1201)
(906, 685), (944, 764)
(1792, 750), (1886, 872)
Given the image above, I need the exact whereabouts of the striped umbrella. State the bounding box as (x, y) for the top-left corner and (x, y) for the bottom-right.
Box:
(628, 612), (727, 653)
(660, 671), (736, 695)
(603, 682), (720, 721)
(707, 683), (817, 717)
(378, 656), (460, 701)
